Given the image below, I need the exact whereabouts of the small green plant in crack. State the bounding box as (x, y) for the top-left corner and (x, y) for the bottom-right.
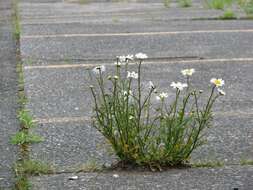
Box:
(18, 110), (35, 129)
(76, 159), (102, 172)
(14, 176), (31, 190)
(89, 53), (226, 170)
(220, 9), (237, 19)
(163, 0), (171, 8)
(17, 62), (24, 89)
(16, 62), (27, 106)
(179, 0), (192, 7)
(12, 0), (21, 40)
(240, 159), (253, 165)
(14, 160), (54, 176)
(11, 131), (43, 145)
(192, 160), (224, 168)
(79, 0), (89, 4)
(206, 0), (233, 9)
(112, 16), (120, 23)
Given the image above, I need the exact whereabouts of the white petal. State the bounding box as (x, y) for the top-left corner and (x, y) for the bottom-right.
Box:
(113, 174), (119, 178)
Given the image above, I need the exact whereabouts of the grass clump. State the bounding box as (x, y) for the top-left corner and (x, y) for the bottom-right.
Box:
(220, 9), (237, 19)
(14, 176), (31, 190)
(193, 161), (224, 168)
(89, 53), (226, 170)
(240, 159), (253, 165)
(163, 0), (171, 7)
(12, 0), (20, 40)
(14, 160), (54, 176)
(76, 160), (102, 172)
(207, 0), (233, 9)
(179, 0), (192, 7)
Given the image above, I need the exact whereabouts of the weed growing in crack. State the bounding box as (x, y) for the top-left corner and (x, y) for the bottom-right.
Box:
(18, 110), (35, 129)
(14, 160), (54, 176)
(206, 0), (233, 9)
(14, 176), (31, 190)
(179, 0), (192, 7)
(240, 159), (253, 165)
(220, 9), (237, 19)
(163, 0), (171, 8)
(11, 131), (43, 145)
(76, 159), (102, 172)
(11, 109), (43, 145)
(89, 53), (226, 170)
(192, 160), (224, 168)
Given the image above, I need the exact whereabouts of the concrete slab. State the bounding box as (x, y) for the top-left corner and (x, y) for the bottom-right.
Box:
(30, 166), (253, 190)
(20, 31), (253, 60)
(0, 1), (19, 189)
(20, 9), (226, 25)
(19, 1), (227, 25)
(30, 121), (117, 172)
(21, 20), (253, 36)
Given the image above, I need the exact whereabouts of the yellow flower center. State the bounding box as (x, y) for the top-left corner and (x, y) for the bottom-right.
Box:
(214, 80), (221, 86)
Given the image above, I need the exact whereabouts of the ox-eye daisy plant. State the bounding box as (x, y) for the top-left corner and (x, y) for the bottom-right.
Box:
(89, 53), (225, 170)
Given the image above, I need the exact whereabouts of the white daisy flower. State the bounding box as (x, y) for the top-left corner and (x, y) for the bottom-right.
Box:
(92, 65), (106, 75)
(156, 92), (168, 101)
(181, 68), (195, 76)
(135, 53), (148, 60)
(170, 82), (188, 91)
(210, 78), (225, 87)
(217, 88), (226, 96)
(127, 71), (138, 79)
(148, 81), (155, 89)
(126, 54), (134, 61)
(117, 55), (127, 62)
(113, 75), (119, 80)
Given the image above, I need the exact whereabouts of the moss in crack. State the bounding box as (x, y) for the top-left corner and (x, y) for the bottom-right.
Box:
(192, 161), (224, 168)
(13, 176), (31, 190)
(240, 159), (253, 166)
(219, 9), (237, 19)
(11, 0), (45, 189)
(75, 159), (103, 173)
(12, 0), (20, 41)
(14, 160), (54, 176)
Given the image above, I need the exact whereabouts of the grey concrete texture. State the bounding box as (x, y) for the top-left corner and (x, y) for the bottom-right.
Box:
(30, 166), (253, 190)
(30, 121), (117, 172)
(21, 20), (253, 36)
(19, 0), (204, 17)
(20, 31), (253, 60)
(0, 1), (19, 189)
(24, 61), (253, 167)
(19, 1), (228, 25)
(20, 10), (226, 25)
